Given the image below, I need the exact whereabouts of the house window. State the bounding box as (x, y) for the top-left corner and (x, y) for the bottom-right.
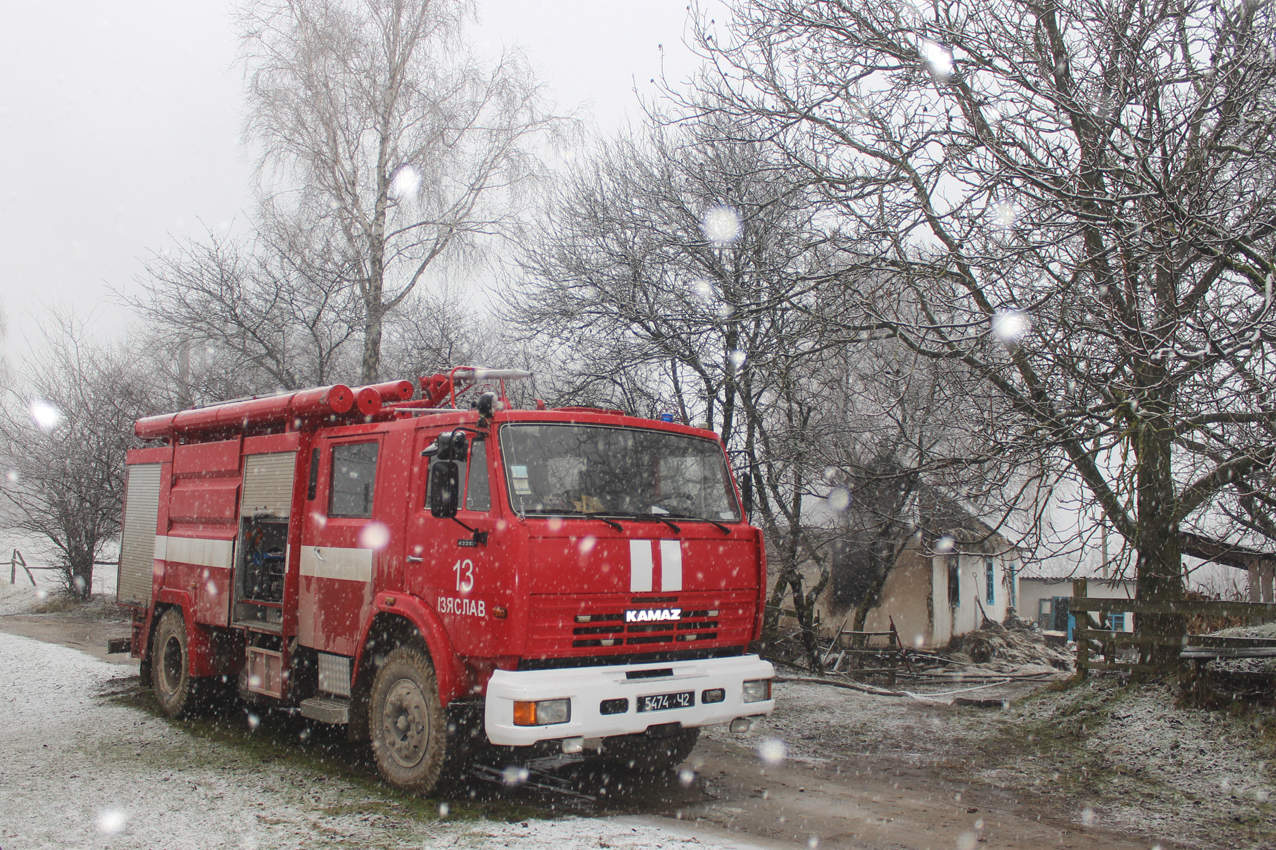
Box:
(1107, 612), (1125, 631)
(330, 442), (378, 518)
(948, 554), (960, 607)
(985, 557), (995, 606)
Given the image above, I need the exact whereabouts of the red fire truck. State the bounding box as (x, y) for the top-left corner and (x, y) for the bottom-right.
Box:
(117, 367), (774, 792)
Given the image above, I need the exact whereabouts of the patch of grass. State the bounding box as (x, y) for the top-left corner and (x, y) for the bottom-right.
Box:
(93, 678), (545, 824)
(30, 593), (81, 613)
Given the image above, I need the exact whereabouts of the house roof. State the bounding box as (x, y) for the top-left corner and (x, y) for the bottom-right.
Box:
(915, 486), (1019, 556)
(1020, 575), (1136, 586)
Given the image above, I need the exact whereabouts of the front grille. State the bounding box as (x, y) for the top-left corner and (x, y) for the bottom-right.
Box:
(569, 609), (719, 647)
(526, 590), (755, 658)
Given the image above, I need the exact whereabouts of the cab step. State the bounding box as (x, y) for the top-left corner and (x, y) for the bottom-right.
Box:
(299, 696), (350, 725)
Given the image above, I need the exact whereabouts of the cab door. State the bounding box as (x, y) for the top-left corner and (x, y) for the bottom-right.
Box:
(297, 433), (384, 656)
(405, 426), (503, 657)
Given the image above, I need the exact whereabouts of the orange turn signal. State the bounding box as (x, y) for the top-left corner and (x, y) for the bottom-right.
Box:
(513, 700), (537, 726)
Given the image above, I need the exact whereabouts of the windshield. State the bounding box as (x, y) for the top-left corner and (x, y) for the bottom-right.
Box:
(499, 423), (741, 522)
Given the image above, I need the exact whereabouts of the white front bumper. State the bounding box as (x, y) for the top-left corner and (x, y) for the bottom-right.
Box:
(484, 654), (775, 746)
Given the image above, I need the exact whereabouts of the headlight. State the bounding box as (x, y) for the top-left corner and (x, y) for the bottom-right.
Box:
(741, 678), (772, 703)
(513, 698), (571, 726)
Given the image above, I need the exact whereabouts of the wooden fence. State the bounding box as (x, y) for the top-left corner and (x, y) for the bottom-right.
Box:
(1071, 578), (1276, 676)
(9, 549), (39, 586)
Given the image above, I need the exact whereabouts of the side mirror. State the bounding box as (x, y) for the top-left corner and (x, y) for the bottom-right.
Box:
(429, 461), (460, 518)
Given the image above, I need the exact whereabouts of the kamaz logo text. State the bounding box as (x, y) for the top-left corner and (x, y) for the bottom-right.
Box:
(625, 607), (682, 623)
(629, 539), (683, 592)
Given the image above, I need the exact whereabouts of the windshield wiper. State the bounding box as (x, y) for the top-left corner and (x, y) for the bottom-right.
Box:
(634, 513), (681, 533)
(660, 513), (732, 534)
(600, 512), (685, 533)
(542, 510), (623, 532)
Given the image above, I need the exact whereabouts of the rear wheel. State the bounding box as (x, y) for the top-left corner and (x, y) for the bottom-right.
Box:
(151, 608), (199, 717)
(368, 646), (448, 793)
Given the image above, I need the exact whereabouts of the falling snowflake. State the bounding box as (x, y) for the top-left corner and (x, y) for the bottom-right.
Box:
(359, 522), (391, 550)
(30, 400), (61, 431)
(96, 809), (127, 835)
(918, 39), (954, 80)
(935, 535), (956, 554)
(757, 738), (787, 765)
(727, 350), (747, 370)
(826, 487), (851, 512)
(388, 164), (422, 200)
(991, 310), (1030, 344)
(700, 205), (742, 246)
(578, 536), (597, 555)
(991, 201), (1017, 229)
(501, 765), (530, 785)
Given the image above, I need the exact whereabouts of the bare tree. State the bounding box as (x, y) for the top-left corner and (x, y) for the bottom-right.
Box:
(131, 219), (363, 395)
(378, 281), (498, 378)
(0, 317), (150, 598)
(239, 0), (552, 382)
(691, 0), (1276, 658)
(507, 114), (846, 667)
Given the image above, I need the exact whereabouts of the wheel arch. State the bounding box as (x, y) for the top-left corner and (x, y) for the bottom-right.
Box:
(347, 595), (466, 741)
(146, 592), (218, 678)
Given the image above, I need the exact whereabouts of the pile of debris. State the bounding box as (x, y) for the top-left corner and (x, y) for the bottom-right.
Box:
(945, 614), (1074, 672)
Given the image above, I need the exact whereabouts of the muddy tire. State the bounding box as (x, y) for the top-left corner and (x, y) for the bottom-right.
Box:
(368, 646), (448, 794)
(151, 607), (199, 717)
(605, 726), (700, 773)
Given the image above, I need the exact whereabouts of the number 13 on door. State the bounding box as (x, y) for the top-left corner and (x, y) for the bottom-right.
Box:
(452, 558), (474, 593)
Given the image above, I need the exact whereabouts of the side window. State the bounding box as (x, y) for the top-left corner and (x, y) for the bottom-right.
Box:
(330, 442), (378, 518)
(948, 554), (960, 607)
(465, 440), (490, 511)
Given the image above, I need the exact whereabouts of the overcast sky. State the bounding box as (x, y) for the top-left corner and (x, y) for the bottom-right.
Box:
(0, 0), (706, 367)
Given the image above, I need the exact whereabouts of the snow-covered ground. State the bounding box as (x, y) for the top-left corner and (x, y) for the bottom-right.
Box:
(728, 669), (1276, 849)
(0, 630), (771, 850)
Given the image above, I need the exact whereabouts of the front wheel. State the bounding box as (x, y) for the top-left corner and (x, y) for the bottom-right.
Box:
(368, 647), (448, 793)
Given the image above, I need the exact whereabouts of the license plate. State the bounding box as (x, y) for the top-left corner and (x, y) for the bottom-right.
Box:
(637, 690), (694, 712)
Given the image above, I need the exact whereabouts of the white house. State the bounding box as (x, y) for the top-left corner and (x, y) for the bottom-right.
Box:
(1018, 576), (1137, 637)
(849, 532), (1020, 649)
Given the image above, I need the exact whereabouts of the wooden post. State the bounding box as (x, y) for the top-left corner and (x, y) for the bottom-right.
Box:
(1074, 578), (1089, 678)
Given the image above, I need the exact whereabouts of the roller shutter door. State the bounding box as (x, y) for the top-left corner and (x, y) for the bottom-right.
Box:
(241, 452), (297, 518)
(117, 464), (161, 606)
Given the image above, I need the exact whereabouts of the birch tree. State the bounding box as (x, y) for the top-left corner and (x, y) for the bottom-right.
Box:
(240, 0), (550, 382)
